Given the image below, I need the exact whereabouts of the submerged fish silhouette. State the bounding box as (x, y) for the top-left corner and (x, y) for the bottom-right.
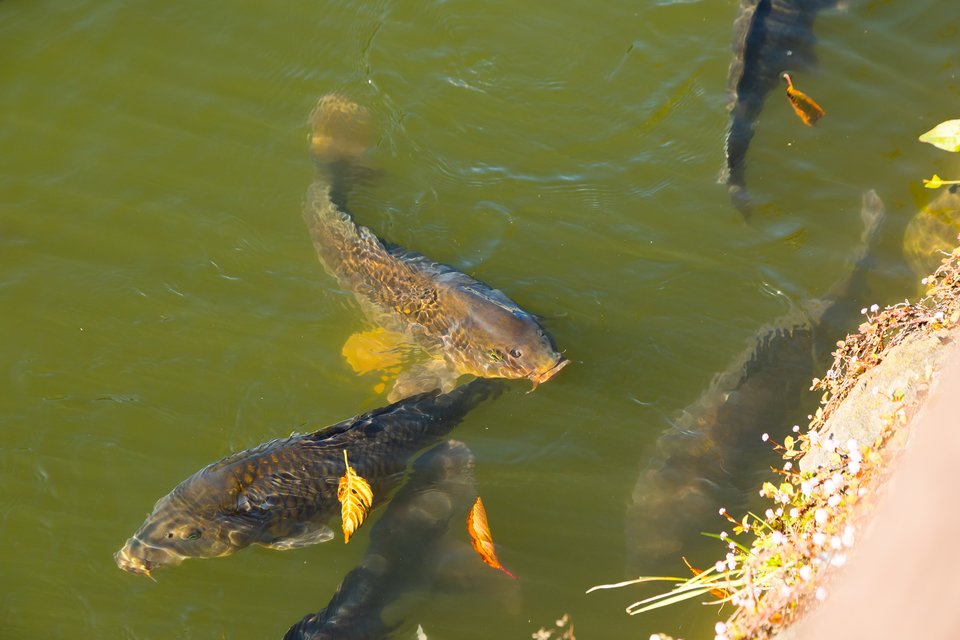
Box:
(626, 191), (884, 567)
(304, 94), (567, 401)
(114, 380), (501, 577)
(722, 0), (837, 217)
(283, 440), (478, 640)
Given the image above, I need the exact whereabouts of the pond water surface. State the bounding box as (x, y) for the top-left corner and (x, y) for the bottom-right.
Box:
(2, 1), (959, 638)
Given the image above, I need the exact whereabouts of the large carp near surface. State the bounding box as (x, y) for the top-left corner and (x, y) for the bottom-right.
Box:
(304, 94), (567, 401)
(115, 380), (500, 577)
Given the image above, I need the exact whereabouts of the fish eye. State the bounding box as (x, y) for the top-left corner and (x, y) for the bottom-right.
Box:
(184, 529), (202, 541)
(509, 348), (522, 358)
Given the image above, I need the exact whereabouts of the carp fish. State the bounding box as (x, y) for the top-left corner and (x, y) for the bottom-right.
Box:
(114, 379), (501, 577)
(304, 94), (567, 401)
(626, 191), (884, 567)
(723, 0), (837, 217)
(903, 184), (960, 280)
(283, 439), (478, 640)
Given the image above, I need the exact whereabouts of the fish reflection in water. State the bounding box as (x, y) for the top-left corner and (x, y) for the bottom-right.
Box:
(723, 0), (837, 217)
(115, 379), (501, 577)
(284, 440), (480, 640)
(304, 94), (567, 401)
(626, 191), (884, 568)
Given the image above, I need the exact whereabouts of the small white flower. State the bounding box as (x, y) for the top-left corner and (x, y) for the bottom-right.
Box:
(792, 424), (800, 433)
(812, 532), (826, 546)
(801, 481), (814, 496)
(775, 507), (784, 516)
(860, 307), (868, 315)
(715, 622), (727, 635)
(823, 479), (837, 495)
(784, 461), (793, 471)
(828, 494), (841, 507)
(831, 473), (843, 487)
(720, 531), (728, 540)
(762, 433), (769, 442)
(815, 508), (828, 524)
(790, 508), (800, 518)
(831, 536), (843, 550)
(771, 531), (784, 545)
(934, 311), (945, 322)
(842, 525), (856, 548)
(848, 460), (861, 475)
(716, 561), (727, 573)
(650, 635), (662, 640)
(719, 507), (726, 516)
(799, 565), (813, 581)
(809, 431), (820, 445)
(765, 508), (775, 520)
(816, 586), (828, 601)
(921, 277), (928, 285)
(870, 304), (879, 313)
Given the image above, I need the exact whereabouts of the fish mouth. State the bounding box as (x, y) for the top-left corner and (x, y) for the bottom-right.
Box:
(114, 537), (184, 578)
(527, 357), (569, 391)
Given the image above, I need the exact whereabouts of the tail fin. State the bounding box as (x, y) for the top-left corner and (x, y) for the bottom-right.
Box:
(308, 94), (373, 180)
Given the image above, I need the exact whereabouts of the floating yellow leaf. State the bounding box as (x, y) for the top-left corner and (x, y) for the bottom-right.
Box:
(782, 73), (825, 126)
(466, 497), (515, 579)
(922, 174), (960, 189)
(342, 328), (408, 375)
(919, 119), (960, 152)
(337, 450), (373, 544)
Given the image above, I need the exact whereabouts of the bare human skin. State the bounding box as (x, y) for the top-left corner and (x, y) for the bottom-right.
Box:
(304, 94), (567, 401)
(114, 380), (500, 577)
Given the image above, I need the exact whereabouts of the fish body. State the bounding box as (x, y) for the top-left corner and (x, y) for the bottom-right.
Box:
(723, 0), (835, 216)
(114, 380), (500, 577)
(626, 191), (884, 566)
(903, 184), (960, 279)
(283, 440), (477, 640)
(305, 95), (567, 400)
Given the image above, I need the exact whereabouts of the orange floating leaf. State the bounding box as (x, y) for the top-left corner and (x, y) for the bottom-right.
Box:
(681, 556), (730, 600)
(337, 450), (373, 544)
(783, 73), (825, 126)
(466, 497), (516, 579)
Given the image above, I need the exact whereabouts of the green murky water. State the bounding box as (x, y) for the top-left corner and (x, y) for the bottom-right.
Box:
(2, 0), (958, 637)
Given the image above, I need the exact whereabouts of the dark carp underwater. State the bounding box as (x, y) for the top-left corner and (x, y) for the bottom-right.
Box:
(723, 0), (837, 217)
(304, 94), (568, 401)
(114, 379), (501, 577)
(283, 440), (480, 640)
(626, 191), (884, 568)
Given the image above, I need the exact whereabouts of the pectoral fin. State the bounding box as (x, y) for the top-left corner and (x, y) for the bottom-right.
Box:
(263, 522), (335, 550)
(342, 327), (410, 375)
(388, 359), (461, 402)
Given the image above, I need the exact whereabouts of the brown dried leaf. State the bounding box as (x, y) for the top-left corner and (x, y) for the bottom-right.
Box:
(466, 497), (515, 579)
(783, 74), (825, 126)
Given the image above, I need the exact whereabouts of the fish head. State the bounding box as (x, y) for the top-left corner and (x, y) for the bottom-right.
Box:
(457, 297), (568, 389)
(115, 471), (257, 577)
